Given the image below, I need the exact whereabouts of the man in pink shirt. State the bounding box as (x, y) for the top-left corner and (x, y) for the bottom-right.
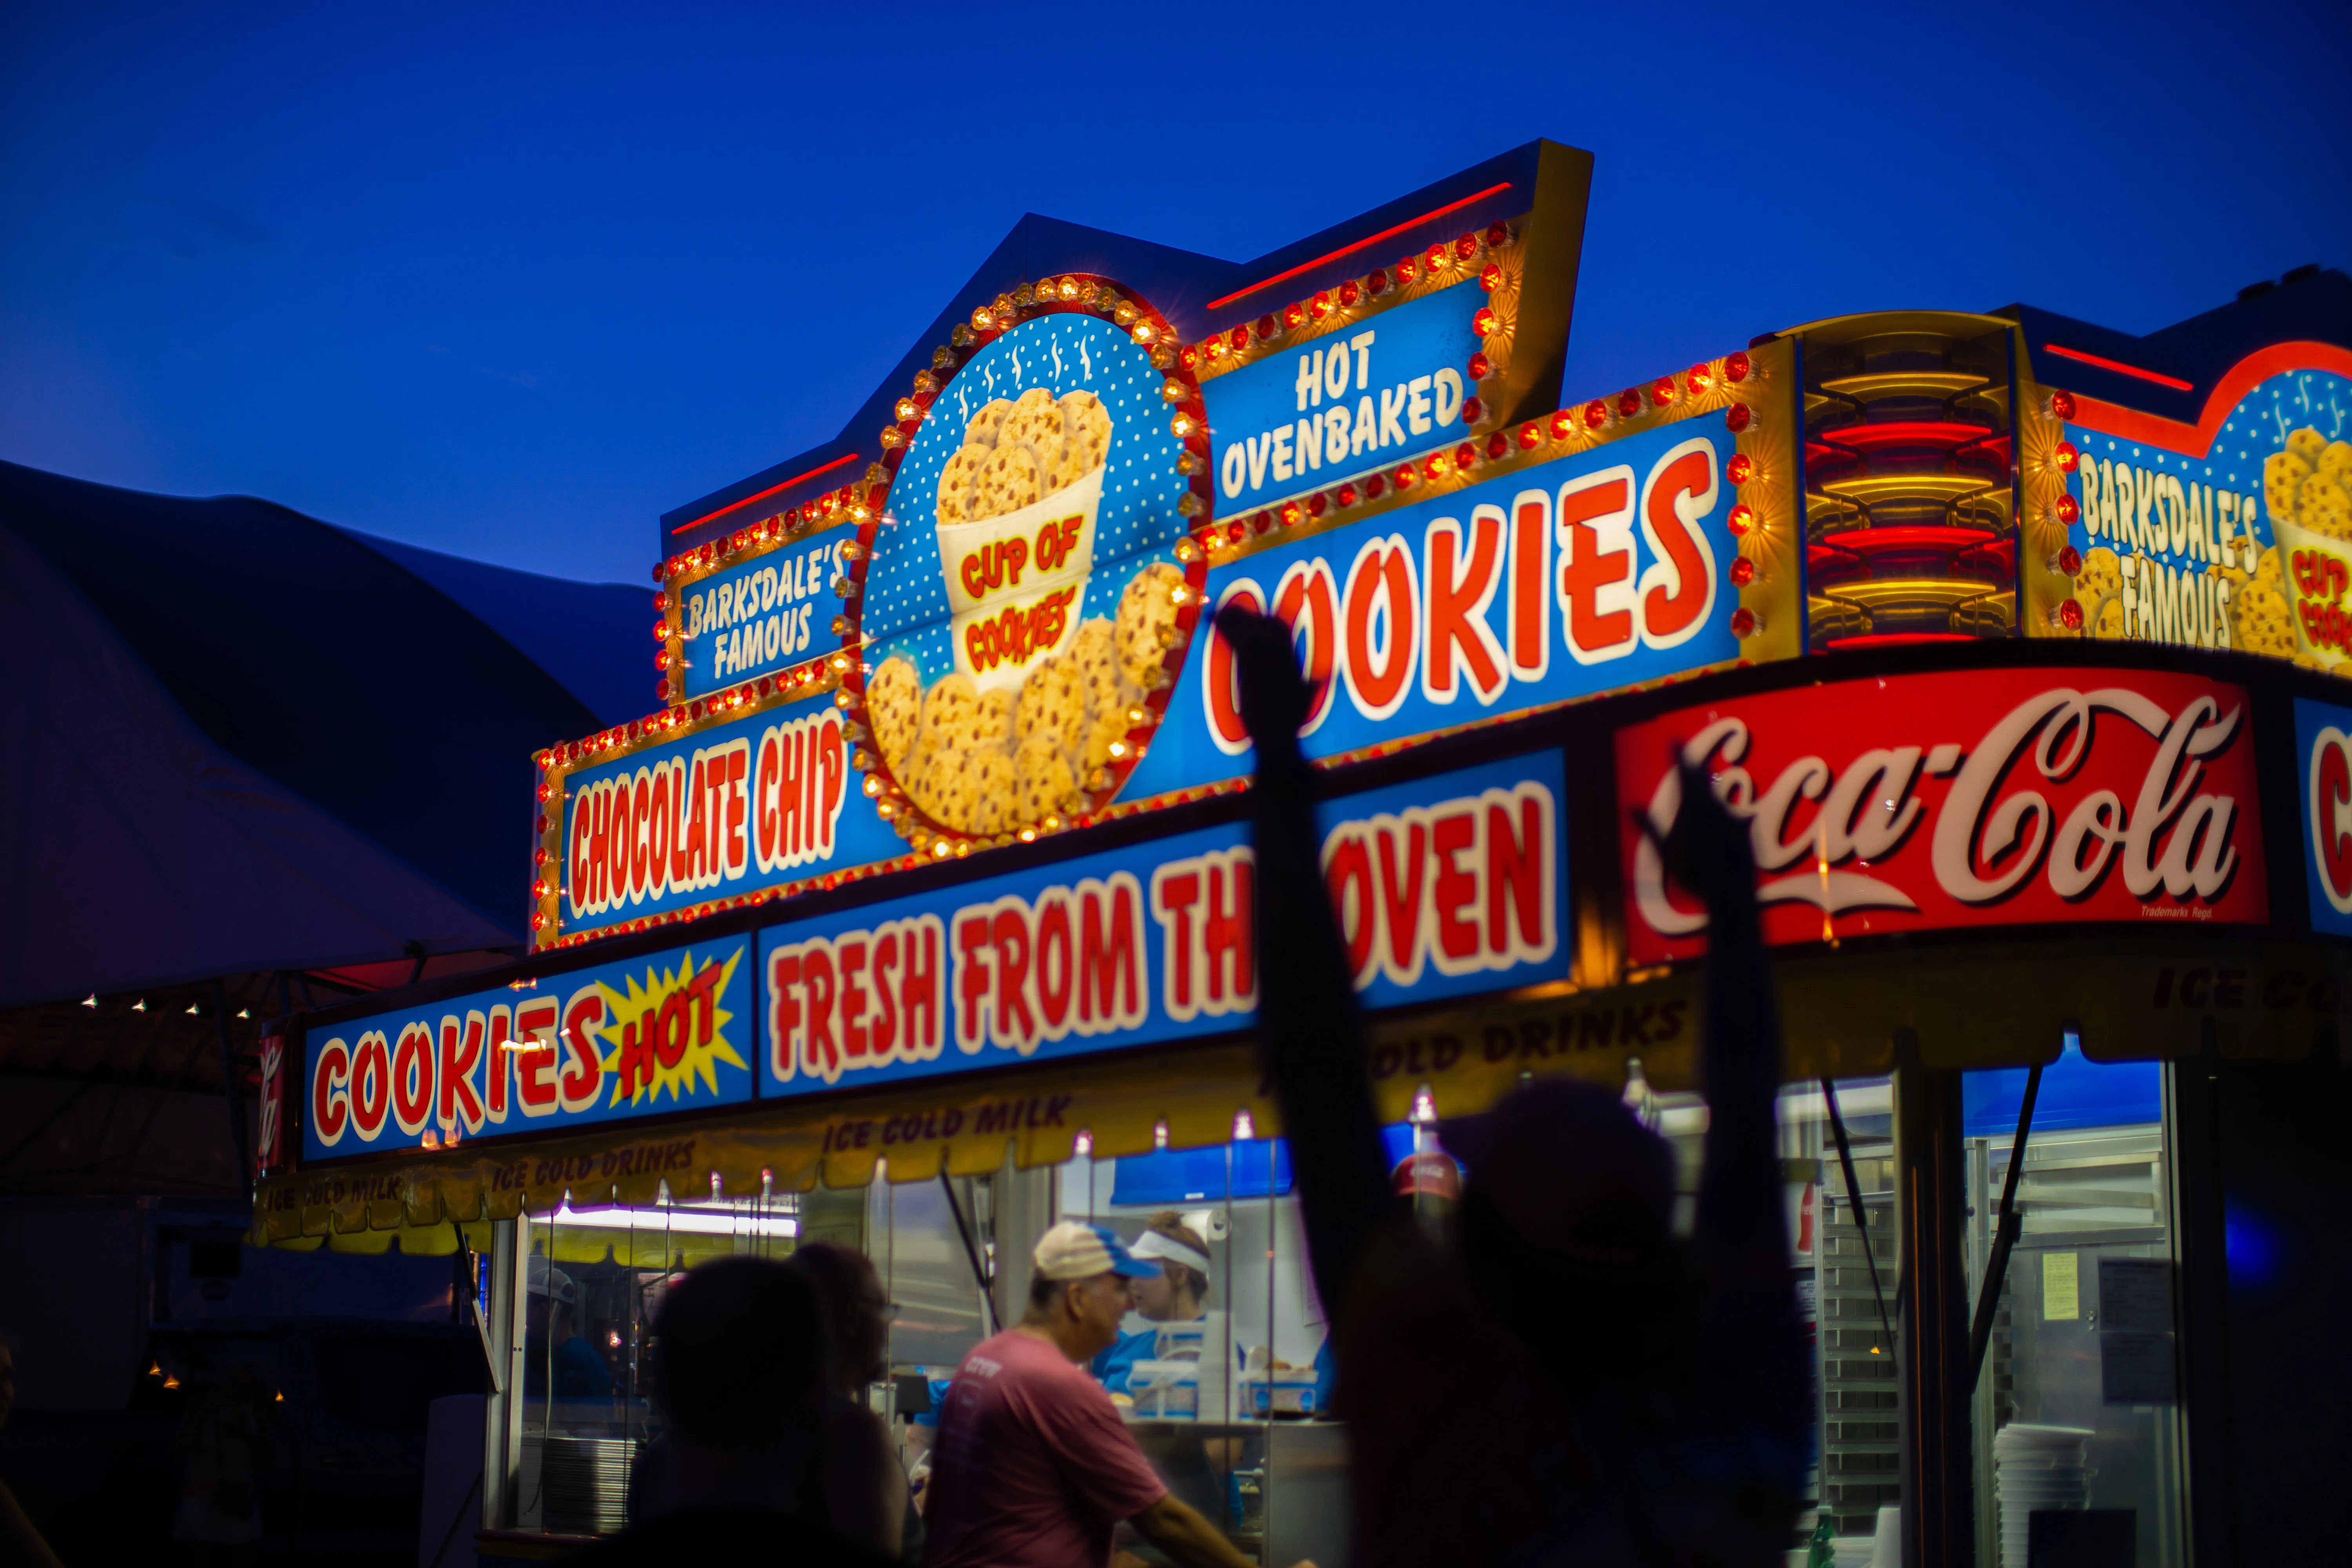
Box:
(922, 1222), (1306, 1568)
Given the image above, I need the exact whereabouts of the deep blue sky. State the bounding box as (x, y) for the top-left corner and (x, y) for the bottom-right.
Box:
(4, 2), (2347, 586)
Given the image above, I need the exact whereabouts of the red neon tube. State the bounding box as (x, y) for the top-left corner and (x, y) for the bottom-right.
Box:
(671, 452), (862, 534)
(2040, 344), (2194, 393)
(1206, 183), (1514, 311)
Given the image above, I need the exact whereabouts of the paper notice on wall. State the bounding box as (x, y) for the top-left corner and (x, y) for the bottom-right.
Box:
(2097, 1256), (2172, 1332)
(2043, 1251), (2080, 1320)
(2101, 1331), (2178, 1405)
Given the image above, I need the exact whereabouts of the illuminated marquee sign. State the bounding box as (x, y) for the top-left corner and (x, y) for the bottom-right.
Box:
(528, 151), (1795, 953)
(313, 755), (1563, 1160)
(1201, 278), (1495, 516)
(1127, 390), (1788, 796)
(303, 936), (755, 1161)
(759, 752), (1566, 1096)
(553, 691), (904, 939)
(677, 531), (850, 699)
(1617, 666), (2268, 964)
(2044, 355), (2352, 670)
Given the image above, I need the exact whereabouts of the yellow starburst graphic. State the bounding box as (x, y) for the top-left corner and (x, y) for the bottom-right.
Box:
(594, 947), (748, 1108)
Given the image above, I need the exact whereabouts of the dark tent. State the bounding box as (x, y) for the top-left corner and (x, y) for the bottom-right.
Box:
(0, 460), (642, 1191)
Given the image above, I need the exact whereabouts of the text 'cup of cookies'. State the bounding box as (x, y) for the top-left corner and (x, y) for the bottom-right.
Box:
(933, 388), (1114, 691)
(2271, 513), (2352, 666)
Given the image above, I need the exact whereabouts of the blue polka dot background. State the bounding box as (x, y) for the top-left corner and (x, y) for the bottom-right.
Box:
(863, 312), (1191, 653)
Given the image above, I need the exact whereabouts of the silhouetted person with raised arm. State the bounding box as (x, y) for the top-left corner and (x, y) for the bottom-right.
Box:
(1212, 603), (1808, 1568)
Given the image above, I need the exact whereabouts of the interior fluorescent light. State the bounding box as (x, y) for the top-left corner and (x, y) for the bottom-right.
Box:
(552, 1203), (799, 1240)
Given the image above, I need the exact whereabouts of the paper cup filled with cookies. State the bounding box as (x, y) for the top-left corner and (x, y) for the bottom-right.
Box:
(934, 387), (1116, 693)
(860, 559), (1190, 839)
(2267, 426), (2352, 669)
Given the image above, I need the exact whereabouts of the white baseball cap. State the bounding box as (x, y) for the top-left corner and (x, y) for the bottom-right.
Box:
(1033, 1221), (1161, 1282)
(528, 1256), (576, 1303)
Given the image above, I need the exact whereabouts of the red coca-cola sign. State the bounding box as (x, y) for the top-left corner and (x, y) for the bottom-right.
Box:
(1616, 667), (2267, 962)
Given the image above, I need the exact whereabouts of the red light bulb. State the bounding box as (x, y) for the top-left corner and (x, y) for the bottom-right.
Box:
(2058, 546), (2082, 576)
(1468, 352), (1492, 380)
(1724, 350), (1751, 383)
(1473, 306), (1498, 336)
(1729, 557), (1756, 587)
(1521, 421), (1545, 450)
(2058, 598), (2084, 630)
(2056, 495), (2081, 524)
(2054, 441), (2080, 473)
(1486, 432), (1510, 460)
(2050, 390), (2077, 420)
(1617, 388), (1643, 419)
(1727, 454), (1753, 484)
(1726, 405), (1753, 433)
(1730, 608), (1757, 638)
(1584, 400), (1608, 430)
(1727, 504), (1755, 536)
(1460, 396), (1485, 425)
(1338, 279), (1360, 308)
(1651, 377), (1676, 408)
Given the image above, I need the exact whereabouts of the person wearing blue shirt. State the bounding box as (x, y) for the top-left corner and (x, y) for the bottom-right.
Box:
(524, 1257), (617, 1400)
(1090, 1212), (1217, 1397)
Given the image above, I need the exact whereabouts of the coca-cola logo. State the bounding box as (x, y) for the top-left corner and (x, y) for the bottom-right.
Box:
(1617, 668), (2267, 960)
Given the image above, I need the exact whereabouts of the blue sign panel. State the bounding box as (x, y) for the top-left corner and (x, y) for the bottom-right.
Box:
(303, 936), (755, 1161)
(2294, 696), (2352, 937)
(1126, 416), (1744, 799)
(757, 752), (1568, 1097)
(1201, 283), (1487, 515)
(559, 691), (903, 938)
(681, 532), (851, 698)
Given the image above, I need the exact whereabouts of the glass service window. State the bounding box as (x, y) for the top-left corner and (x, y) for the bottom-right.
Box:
(1963, 1043), (2186, 1568)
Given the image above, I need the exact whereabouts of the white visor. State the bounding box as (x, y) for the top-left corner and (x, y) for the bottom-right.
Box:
(1128, 1229), (1212, 1277)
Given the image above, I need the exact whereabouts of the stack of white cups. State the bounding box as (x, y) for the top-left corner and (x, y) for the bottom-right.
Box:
(1993, 1424), (2094, 1566)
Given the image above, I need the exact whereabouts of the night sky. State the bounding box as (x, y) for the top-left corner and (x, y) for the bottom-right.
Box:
(4, 1), (2347, 586)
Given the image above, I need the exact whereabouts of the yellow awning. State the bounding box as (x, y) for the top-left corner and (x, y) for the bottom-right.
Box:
(253, 935), (2347, 1246)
